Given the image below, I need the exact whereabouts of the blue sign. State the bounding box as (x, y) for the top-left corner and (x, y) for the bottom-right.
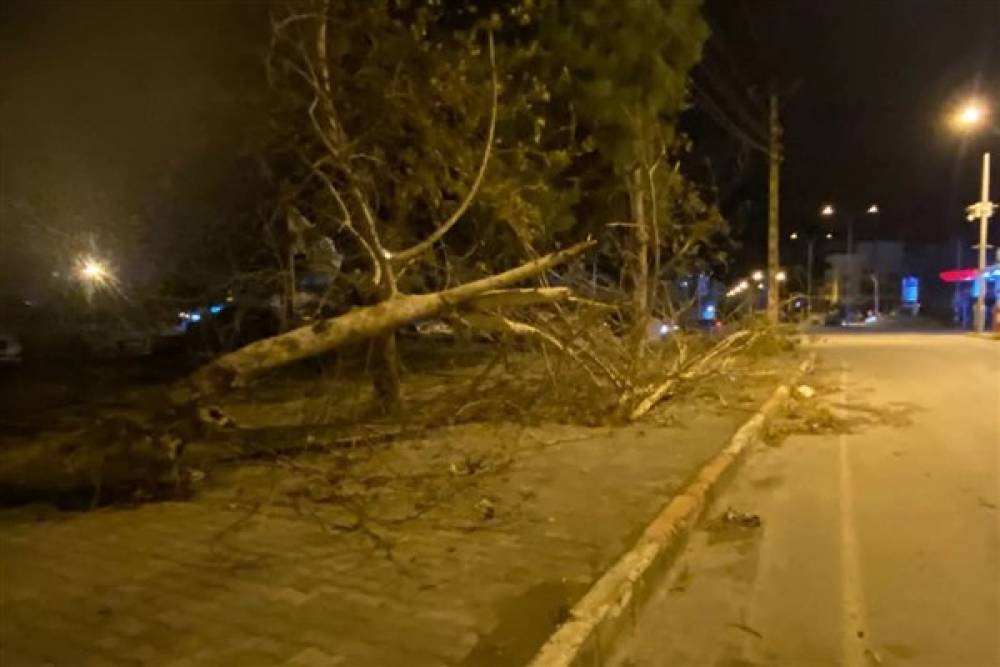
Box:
(901, 276), (919, 304)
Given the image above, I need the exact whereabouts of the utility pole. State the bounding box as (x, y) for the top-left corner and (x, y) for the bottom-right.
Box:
(806, 239), (815, 316)
(767, 92), (781, 323)
(968, 152), (993, 333)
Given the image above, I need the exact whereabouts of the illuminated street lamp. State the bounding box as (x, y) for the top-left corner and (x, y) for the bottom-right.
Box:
(776, 270), (787, 282)
(953, 100), (987, 131)
(825, 232), (834, 239)
(73, 255), (115, 302)
(789, 231), (799, 240)
(820, 202), (880, 316)
(80, 259), (108, 281)
(76, 256), (110, 284)
(751, 270), (764, 282)
(950, 98), (995, 333)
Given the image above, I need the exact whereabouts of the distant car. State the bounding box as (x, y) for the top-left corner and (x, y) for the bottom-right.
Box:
(824, 306), (846, 327)
(0, 331), (22, 363)
(80, 323), (154, 358)
(648, 319), (681, 340)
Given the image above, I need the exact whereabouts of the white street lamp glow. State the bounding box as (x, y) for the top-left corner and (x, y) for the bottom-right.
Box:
(78, 257), (110, 283)
(751, 270), (764, 282)
(955, 102), (986, 129)
(776, 270), (787, 282)
(789, 232), (799, 240)
(867, 203), (880, 214)
(821, 204), (835, 217)
(825, 232), (834, 239)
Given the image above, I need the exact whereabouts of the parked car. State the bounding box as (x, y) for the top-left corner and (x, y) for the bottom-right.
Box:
(78, 322), (154, 358)
(0, 331), (23, 363)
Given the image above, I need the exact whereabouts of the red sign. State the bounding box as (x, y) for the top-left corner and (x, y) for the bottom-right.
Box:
(939, 269), (979, 283)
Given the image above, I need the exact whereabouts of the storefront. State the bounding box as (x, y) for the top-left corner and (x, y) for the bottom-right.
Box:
(939, 266), (1000, 328)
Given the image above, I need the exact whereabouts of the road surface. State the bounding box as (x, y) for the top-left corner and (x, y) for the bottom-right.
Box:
(611, 332), (1000, 667)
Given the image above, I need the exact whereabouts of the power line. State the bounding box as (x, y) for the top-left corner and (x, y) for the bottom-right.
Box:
(690, 79), (770, 155)
(697, 52), (769, 139)
(696, 67), (769, 146)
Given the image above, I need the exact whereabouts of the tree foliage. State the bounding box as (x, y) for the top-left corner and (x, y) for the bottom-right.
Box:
(186, 0), (729, 403)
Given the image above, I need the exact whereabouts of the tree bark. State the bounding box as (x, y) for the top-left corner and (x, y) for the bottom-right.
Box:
(187, 240), (595, 397)
(627, 166), (650, 362)
(370, 333), (401, 412)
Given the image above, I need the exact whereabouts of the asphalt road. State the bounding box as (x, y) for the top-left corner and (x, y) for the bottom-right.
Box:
(610, 332), (1000, 667)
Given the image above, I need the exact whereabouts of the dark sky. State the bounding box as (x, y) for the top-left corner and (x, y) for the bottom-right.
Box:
(1, 0), (998, 297)
(697, 0), (1000, 268)
(0, 0), (267, 296)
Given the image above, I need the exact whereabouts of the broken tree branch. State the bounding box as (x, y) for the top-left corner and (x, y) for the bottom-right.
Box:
(187, 239), (596, 396)
(628, 330), (753, 421)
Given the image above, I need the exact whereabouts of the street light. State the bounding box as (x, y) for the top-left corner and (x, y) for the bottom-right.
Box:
(789, 232), (799, 240)
(751, 270), (764, 282)
(776, 270), (787, 282)
(950, 97), (995, 332)
(953, 100), (987, 131)
(77, 256), (110, 284)
(820, 202), (880, 316)
(81, 260), (107, 281)
(825, 232), (834, 239)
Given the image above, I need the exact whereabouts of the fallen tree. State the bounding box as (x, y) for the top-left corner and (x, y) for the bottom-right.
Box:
(187, 239), (596, 397)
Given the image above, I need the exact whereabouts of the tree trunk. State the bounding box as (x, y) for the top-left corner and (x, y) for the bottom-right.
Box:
(186, 240), (595, 397)
(371, 332), (401, 412)
(627, 166), (650, 362)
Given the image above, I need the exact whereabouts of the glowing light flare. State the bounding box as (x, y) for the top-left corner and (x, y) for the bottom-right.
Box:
(74, 256), (114, 290)
(751, 270), (764, 282)
(776, 271), (787, 282)
(821, 204), (835, 217)
(867, 204), (880, 214)
(789, 232), (799, 240)
(953, 101), (987, 129)
(80, 259), (108, 281)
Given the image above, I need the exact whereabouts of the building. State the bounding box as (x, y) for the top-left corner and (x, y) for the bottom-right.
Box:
(938, 249), (1000, 328)
(823, 241), (904, 313)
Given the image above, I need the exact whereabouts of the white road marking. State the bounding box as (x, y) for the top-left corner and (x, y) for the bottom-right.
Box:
(839, 363), (869, 667)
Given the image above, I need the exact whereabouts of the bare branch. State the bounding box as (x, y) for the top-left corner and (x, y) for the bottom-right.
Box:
(389, 31), (498, 267)
(304, 159), (383, 287)
(314, 0), (344, 146)
(351, 186), (396, 295)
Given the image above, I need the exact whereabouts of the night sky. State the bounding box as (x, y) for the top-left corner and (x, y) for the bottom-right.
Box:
(1, 0), (998, 297)
(698, 0), (1000, 266)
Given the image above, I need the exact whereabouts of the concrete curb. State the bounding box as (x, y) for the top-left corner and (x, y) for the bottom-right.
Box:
(528, 354), (817, 667)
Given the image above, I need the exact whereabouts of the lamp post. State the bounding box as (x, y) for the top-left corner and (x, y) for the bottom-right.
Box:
(820, 203), (879, 319)
(789, 231), (820, 315)
(952, 99), (996, 333)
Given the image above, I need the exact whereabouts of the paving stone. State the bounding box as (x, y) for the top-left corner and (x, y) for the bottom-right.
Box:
(0, 373), (786, 666)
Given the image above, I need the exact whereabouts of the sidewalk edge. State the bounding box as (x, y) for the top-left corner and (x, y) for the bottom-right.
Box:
(528, 353), (816, 667)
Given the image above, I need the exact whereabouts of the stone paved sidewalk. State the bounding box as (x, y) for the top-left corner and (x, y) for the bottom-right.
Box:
(0, 356), (796, 666)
